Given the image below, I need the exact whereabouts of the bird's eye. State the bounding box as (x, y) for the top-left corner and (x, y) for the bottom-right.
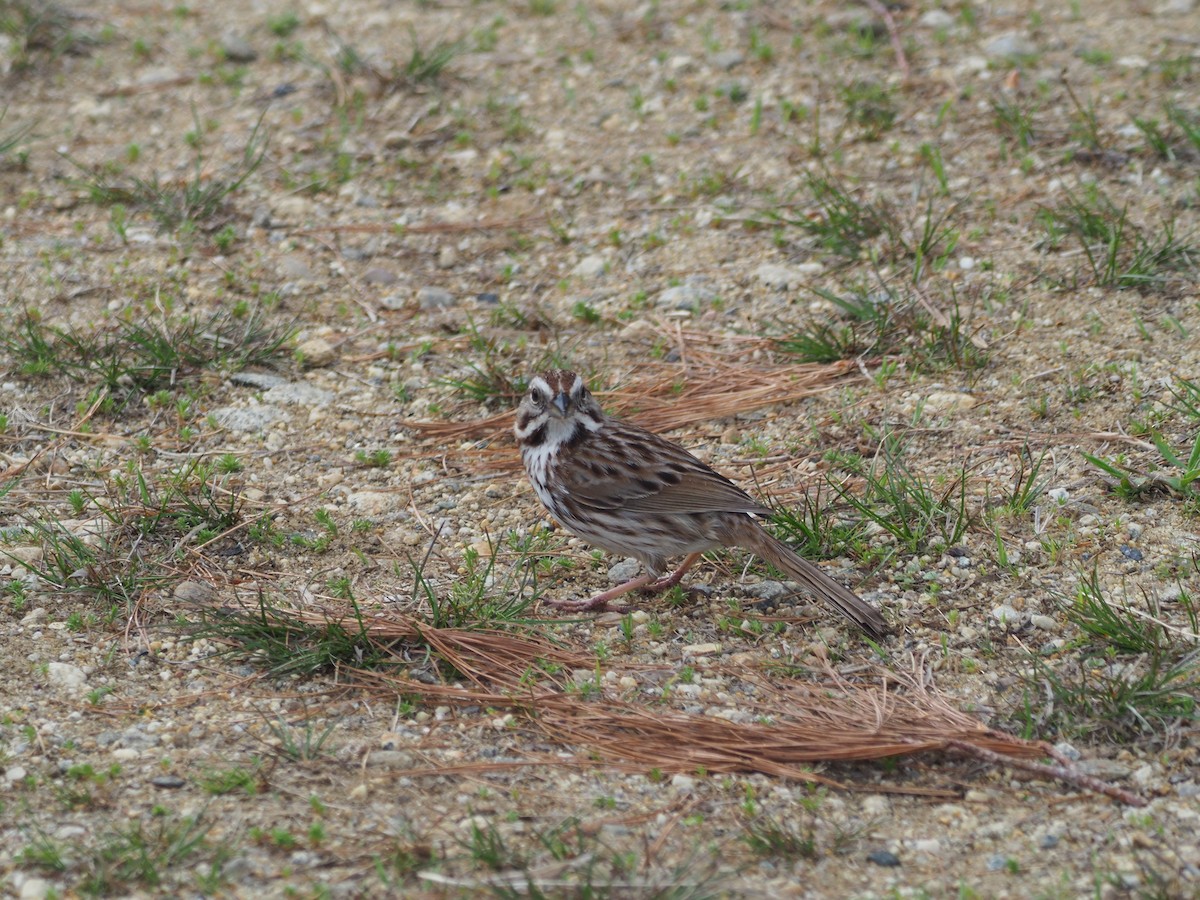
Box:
(529, 387), (543, 404)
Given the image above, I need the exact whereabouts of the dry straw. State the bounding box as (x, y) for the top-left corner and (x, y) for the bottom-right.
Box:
(280, 605), (1144, 806)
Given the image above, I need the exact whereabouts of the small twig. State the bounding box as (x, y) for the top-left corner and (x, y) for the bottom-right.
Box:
(290, 215), (545, 236)
(948, 740), (1147, 807)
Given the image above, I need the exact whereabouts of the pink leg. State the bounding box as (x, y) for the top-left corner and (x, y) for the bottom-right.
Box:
(543, 552), (705, 614)
(542, 572), (654, 613)
(643, 552), (703, 593)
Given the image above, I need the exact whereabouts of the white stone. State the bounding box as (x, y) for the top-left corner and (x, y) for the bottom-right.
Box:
(5, 765), (28, 783)
(572, 255), (608, 279)
(671, 774), (696, 793)
(755, 263), (803, 291)
(19, 877), (52, 900)
(983, 33), (1036, 59)
(919, 9), (955, 28)
(294, 338), (336, 368)
(46, 662), (86, 689)
(990, 605), (1022, 625)
(924, 391), (977, 414)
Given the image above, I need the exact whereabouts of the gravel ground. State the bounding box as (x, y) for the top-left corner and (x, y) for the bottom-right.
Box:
(2, 1), (1199, 897)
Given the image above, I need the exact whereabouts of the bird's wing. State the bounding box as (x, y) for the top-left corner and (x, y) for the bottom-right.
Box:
(559, 424), (769, 516)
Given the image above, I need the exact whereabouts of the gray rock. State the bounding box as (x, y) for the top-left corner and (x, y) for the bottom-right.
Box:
(380, 292), (408, 310)
(983, 33), (1036, 59)
(277, 255), (314, 280)
(20, 607), (47, 625)
(990, 604), (1025, 626)
(264, 382), (335, 407)
(173, 580), (217, 604)
(756, 263), (806, 290)
(46, 662), (87, 690)
(362, 266), (398, 285)
(919, 9), (956, 29)
(572, 254), (608, 279)
(118, 726), (160, 750)
(211, 405), (287, 432)
(221, 33), (257, 63)
(657, 278), (718, 310)
(230, 372), (288, 390)
(608, 558), (642, 583)
(867, 850), (901, 867)
(742, 580), (789, 602)
(366, 750), (419, 768)
(273, 195), (315, 222)
(711, 50), (745, 70)
(417, 286), (456, 309)
(1175, 780), (1200, 798)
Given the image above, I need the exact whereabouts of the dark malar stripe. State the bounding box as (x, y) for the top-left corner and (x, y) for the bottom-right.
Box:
(523, 423), (548, 447)
(565, 421), (588, 450)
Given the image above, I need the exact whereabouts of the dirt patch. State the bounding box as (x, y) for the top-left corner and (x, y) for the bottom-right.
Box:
(2, 1), (1199, 896)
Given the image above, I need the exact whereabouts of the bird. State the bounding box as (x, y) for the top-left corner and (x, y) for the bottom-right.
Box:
(513, 369), (889, 639)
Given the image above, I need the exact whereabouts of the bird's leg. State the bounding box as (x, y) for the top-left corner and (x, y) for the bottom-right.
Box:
(544, 552), (705, 614)
(642, 552), (703, 593)
(542, 572), (654, 613)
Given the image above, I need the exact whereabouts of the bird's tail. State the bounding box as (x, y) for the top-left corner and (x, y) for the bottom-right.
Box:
(734, 523), (889, 639)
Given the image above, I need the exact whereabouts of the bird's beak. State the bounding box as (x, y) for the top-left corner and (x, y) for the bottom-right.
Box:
(551, 392), (569, 416)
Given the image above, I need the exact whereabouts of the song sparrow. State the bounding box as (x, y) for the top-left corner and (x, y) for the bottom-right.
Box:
(514, 369), (889, 638)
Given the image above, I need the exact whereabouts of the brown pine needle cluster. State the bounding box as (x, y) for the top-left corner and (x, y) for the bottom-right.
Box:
(261, 604), (1144, 806)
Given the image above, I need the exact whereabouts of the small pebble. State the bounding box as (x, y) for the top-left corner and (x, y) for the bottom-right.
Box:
(277, 255), (314, 279)
(919, 9), (955, 28)
(220, 33), (257, 62)
(608, 559), (641, 583)
(572, 255), (607, 279)
(417, 286), (456, 309)
(362, 267), (398, 285)
(294, 337), (336, 368)
(983, 33), (1036, 59)
(990, 605), (1022, 626)
(711, 50), (745, 70)
(867, 850), (901, 867)
(47, 662), (87, 689)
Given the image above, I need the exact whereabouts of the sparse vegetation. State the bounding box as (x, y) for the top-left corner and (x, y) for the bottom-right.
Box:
(0, 304), (291, 398)
(1, 1), (1196, 896)
(64, 111), (269, 235)
(1017, 568), (1200, 740)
